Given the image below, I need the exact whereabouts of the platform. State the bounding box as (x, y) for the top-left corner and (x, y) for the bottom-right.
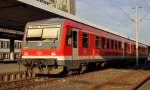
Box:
(0, 64), (25, 73)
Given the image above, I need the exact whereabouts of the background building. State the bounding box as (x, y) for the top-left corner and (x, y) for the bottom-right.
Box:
(36, 0), (76, 15)
(0, 39), (22, 61)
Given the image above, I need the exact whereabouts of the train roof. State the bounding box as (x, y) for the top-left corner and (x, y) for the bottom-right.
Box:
(27, 18), (148, 46)
(26, 18), (64, 25)
(27, 18), (128, 38)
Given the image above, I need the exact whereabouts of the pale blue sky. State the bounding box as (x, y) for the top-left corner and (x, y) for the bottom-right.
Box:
(76, 0), (150, 45)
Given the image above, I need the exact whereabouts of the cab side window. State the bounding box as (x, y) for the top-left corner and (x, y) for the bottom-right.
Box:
(65, 30), (72, 46)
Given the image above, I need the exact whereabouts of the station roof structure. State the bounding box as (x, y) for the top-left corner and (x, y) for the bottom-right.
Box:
(0, 0), (78, 39)
(0, 0), (60, 31)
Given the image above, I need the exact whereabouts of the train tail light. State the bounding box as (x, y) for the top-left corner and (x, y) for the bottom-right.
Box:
(24, 52), (28, 56)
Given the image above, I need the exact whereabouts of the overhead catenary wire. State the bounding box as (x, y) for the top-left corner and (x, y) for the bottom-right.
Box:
(140, 0), (150, 21)
(87, 0), (133, 25)
(115, 0), (136, 23)
(82, 0), (127, 26)
(118, 7), (135, 22)
(144, 0), (150, 9)
(115, 0), (150, 24)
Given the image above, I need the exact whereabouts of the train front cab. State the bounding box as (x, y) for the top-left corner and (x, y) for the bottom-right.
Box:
(21, 19), (84, 74)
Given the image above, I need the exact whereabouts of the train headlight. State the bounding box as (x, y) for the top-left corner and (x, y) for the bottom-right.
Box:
(51, 52), (56, 56)
(24, 52), (28, 56)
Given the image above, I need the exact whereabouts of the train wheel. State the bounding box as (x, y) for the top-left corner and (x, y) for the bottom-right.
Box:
(79, 63), (87, 74)
(47, 67), (52, 74)
(40, 66), (49, 74)
(96, 62), (102, 70)
(32, 67), (37, 74)
(25, 66), (32, 78)
(68, 70), (73, 75)
(31, 67), (38, 77)
(68, 70), (80, 75)
(101, 62), (108, 68)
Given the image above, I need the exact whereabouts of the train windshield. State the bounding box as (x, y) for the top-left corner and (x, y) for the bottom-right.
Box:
(24, 24), (61, 49)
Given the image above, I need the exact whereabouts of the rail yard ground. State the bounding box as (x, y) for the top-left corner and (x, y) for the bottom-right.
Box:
(0, 64), (25, 73)
(0, 61), (150, 90)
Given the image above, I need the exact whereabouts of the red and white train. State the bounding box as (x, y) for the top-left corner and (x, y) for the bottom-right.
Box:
(20, 18), (148, 74)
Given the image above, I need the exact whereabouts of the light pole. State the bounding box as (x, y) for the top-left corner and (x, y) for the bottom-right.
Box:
(135, 5), (140, 66)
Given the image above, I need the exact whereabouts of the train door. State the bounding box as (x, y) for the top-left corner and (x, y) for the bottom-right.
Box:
(72, 29), (78, 60)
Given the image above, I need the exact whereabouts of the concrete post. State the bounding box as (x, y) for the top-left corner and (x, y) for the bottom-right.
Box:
(10, 39), (14, 61)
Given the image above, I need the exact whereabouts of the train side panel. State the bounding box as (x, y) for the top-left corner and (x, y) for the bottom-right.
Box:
(62, 20), (148, 70)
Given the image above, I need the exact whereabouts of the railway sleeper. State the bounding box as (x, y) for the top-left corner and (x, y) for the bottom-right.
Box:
(0, 72), (29, 82)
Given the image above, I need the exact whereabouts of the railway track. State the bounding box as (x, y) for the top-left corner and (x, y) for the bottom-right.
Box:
(0, 71), (37, 90)
(0, 71), (34, 82)
(0, 65), (150, 90)
(0, 68), (114, 90)
(0, 77), (61, 90)
(0, 73), (85, 90)
(89, 69), (150, 90)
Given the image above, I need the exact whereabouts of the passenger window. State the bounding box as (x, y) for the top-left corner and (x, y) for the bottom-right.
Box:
(115, 41), (118, 50)
(111, 40), (114, 50)
(119, 41), (121, 50)
(142, 47), (144, 52)
(124, 43), (127, 51)
(95, 36), (100, 48)
(134, 45), (136, 50)
(127, 43), (129, 51)
(107, 39), (110, 49)
(82, 32), (88, 48)
(102, 37), (105, 49)
(65, 30), (72, 46)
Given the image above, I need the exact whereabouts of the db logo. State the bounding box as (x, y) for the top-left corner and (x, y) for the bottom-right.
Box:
(37, 51), (42, 55)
